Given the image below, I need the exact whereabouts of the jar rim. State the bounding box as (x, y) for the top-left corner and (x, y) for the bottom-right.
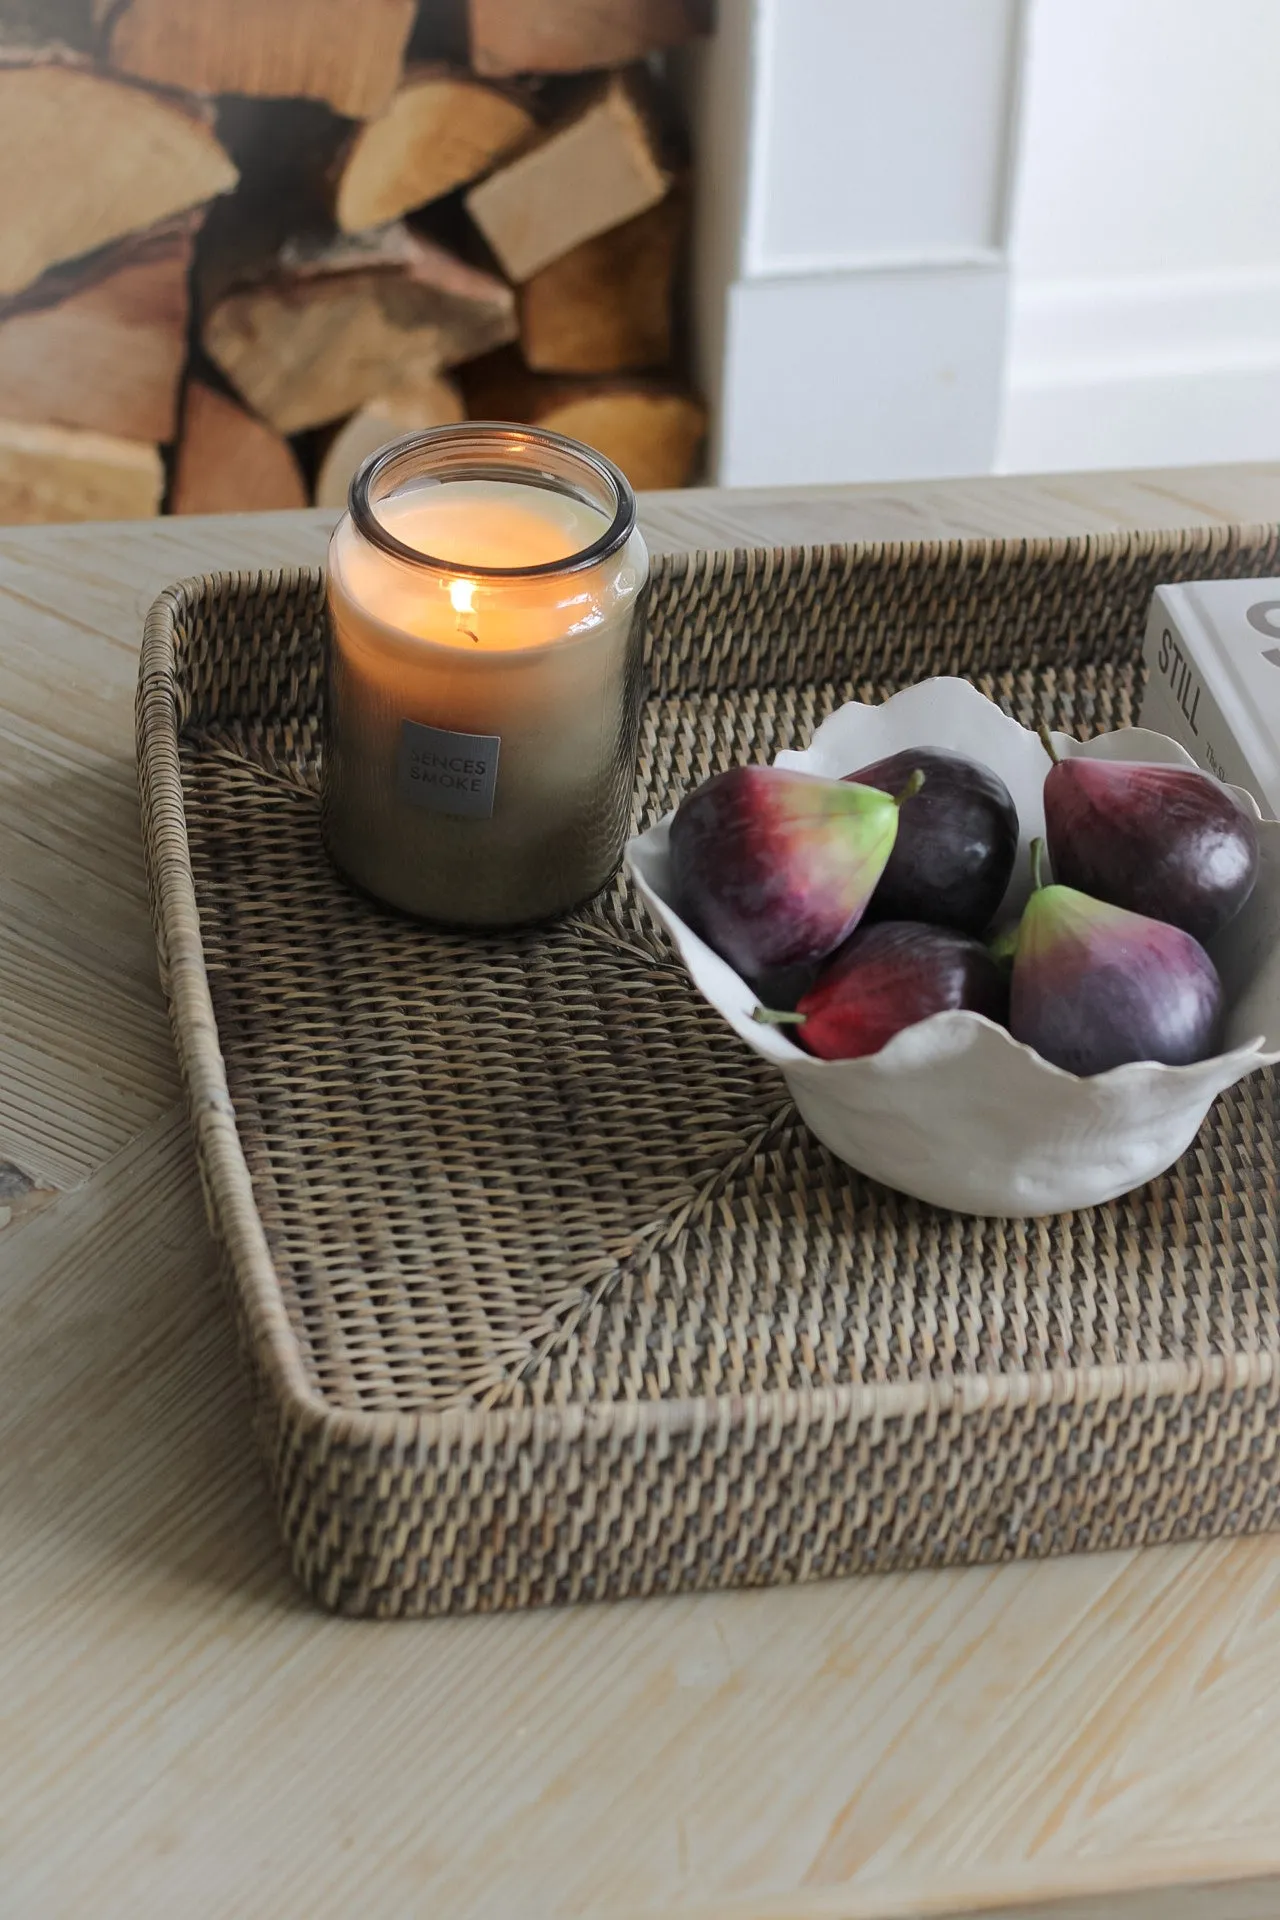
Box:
(347, 422), (638, 579)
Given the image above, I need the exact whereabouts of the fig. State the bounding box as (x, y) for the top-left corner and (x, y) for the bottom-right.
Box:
(987, 917), (1021, 972)
(845, 746), (1018, 935)
(755, 920), (1008, 1060)
(669, 764), (921, 994)
(1041, 731), (1258, 944)
(1009, 840), (1224, 1075)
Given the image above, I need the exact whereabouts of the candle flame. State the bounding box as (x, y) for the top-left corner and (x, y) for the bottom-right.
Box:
(449, 578), (475, 615)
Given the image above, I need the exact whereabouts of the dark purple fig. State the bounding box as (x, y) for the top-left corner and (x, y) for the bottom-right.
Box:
(669, 764), (921, 992)
(844, 746), (1018, 935)
(1010, 841), (1223, 1076)
(1042, 733), (1258, 944)
(755, 920), (1008, 1061)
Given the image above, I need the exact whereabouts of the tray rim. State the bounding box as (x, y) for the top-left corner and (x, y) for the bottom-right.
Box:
(135, 525), (1280, 1452)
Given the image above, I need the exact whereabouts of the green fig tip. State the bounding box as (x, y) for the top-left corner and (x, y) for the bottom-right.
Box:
(893, 767), (926, 807)
(987, 919), (1020, 968)
(753, 1006), (807, 1028)
(1030, 836), (1049, 893)
(1038, 723), (1063, 765)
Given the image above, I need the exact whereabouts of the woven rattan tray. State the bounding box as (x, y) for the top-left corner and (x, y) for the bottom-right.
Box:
(138, 524), (1280, 1617)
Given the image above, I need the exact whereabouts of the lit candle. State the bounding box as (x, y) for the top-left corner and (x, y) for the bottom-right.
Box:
(323, 426), (649, 926)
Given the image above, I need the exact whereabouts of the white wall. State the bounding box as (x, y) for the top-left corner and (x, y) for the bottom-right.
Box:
(688, 0), (1280, 486)
(999, 0), (1280, 472)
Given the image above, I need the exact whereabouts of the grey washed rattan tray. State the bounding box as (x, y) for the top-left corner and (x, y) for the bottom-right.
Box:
(137, 524), (1280, 1617)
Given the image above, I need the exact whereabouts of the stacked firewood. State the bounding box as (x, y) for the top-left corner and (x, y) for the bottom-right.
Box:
(0, 0), (709, 524)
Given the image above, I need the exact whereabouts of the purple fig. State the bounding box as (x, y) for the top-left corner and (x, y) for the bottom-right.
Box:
(1010, 840), (1224, 1075)
(1042, 731), (1258, 944)
(755, 920), (1008, 1060)
(845, 746), (1018, 936)
(669, 764), (921, 992)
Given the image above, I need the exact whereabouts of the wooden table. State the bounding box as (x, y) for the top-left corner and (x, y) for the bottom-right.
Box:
(6, 466), (1280, 1920)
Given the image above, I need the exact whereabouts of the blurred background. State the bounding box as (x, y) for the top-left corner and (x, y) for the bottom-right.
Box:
(0, 0), (1277, 523)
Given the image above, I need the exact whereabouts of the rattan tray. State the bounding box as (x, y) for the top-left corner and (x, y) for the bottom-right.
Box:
(137, 524), (1280, 1617)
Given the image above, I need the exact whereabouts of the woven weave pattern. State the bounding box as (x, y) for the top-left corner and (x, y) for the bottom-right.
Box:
(138, 526), (1280, 1614)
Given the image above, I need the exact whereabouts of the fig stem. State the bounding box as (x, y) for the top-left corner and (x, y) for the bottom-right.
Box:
(1038, 722), (1062, 765)
(892, 767), (925, 807)
(753, 1006), (807, 1028)
(1030, 836), (1049, 893)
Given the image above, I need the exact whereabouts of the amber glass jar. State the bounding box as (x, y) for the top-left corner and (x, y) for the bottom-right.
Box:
(323, 424), (649, 926)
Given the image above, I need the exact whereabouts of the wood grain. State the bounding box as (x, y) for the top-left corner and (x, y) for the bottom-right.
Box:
(170, 380), (308, 515)
(462, 347), (705, 486)
(106, 0), (417, 118)
(0, 216), (194, 442)
(468, 0), (712, 76)
(0, 60), (235, 298)
(7, 466), (1280, 1917)
(203, 227), (516, 434)
(0, 418), (162, 524)
(465, 72), (670, 282)
(333, 66), (535, 233)
(314, 378), (465, 510)
(519, 193), (682, 373)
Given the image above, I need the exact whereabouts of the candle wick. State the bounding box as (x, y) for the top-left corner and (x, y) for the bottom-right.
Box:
(460, 626), (480, 645)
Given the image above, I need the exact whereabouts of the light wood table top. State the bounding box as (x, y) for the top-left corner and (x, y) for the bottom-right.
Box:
(6, 465), (1280, 1920)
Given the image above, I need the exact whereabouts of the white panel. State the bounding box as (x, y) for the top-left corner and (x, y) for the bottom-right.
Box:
(749, 0), (1020, 274)
(1010, 0), (1280, 278)
(718, 265), (1009, 486)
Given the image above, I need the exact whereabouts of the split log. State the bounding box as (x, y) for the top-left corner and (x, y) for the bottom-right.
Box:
(315, 378), (465, 509)
(461, 353), (704, 490)
(170, 381), (308, 515)
(468, 0), (711, 75)
(0, 56), (235, 298)
(106, 0), (416, 119)
(204, 226), (515, 435)
(0, 418), (162, 523)
(560, 388), (702, 489)
(512, 386), (704, 490)
(465, 72), (669, 282)
(519, 194), (680, 373)
(0, 216), (195, 441)
(333, 67), (535, 233)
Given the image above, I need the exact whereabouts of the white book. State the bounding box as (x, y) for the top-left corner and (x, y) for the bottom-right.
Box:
(1139, 578), (1280, 818)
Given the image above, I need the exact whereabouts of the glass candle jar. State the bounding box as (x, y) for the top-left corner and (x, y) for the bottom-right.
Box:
(323, 424), (649, 927)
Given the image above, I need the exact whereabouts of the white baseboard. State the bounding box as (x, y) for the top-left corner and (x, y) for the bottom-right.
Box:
(999, 270), (1280, 473)
(715, 263), (1009, 487)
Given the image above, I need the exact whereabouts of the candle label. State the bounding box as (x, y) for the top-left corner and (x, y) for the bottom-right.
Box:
(397, 720), (501, 819)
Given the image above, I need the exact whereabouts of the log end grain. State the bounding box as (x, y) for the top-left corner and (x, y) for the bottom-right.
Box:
(335, 69), (535, 233)
(468, 0), (712, 77)
(314, 378), (465, 509)
(0, 417), (163, 523)
(169, 381), (308, 515)
(0, 63), (235, 298)
(519, 194), (680, 373)
(464, 73), (668, 282)
(107, 0), (417, 119)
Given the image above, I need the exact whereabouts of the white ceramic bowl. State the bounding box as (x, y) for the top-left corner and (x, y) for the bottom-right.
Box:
(626, 677), (1280, 1217)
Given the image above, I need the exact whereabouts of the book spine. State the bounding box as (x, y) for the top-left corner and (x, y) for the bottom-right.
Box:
(1141, 593), (1258, 794)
